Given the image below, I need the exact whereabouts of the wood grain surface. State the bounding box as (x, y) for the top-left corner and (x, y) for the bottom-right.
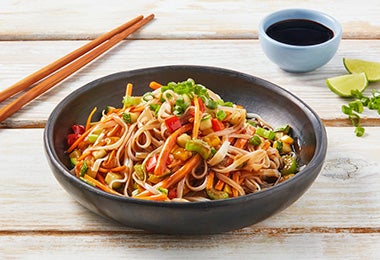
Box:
(1, 0), (379, 259)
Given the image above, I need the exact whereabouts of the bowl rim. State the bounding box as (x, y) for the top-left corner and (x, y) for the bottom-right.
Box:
(44, 65), (327, 209)
(258, 8), (342, 50)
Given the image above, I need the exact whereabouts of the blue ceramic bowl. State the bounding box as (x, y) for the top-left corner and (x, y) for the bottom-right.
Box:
(258, 9), (342, 72)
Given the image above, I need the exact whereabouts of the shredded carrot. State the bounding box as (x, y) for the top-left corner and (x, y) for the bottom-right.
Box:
(109, 165), (126, 172)
(99, 165), (126, 173)
(66, 125), (96, 153)
(154, 124), (193, 176)
(126, 83), (133, 96)
(107, 124), (121, 137)
(85, 107), (97, 131)
(215, 173), (230, 191)
(225, 157), (234, 166)
(97, 173), (106, 184)
(262, 140), (271, 150)
(192, 96), (201, 138)
(149, 81), (162, 90)
(130, 105), (145, 112)
(232, 172), (240, 197)
(212, 157), (233, 191)
(234, 138), (248, 149)
(83, 174), (121, 196)
(214, 179), (225, 191)
(206, 171), (215, 190)
(78, 150), (91, 161)
(136, 154), (201, 198)
(137, 193), (169, 201)
(98, 167), (108, 173)
(167, 159), (184, 169)
(102, 150), (118, 168)
(158, 154), (201, 188)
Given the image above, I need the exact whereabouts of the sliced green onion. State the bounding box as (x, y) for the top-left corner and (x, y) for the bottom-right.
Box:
(248, 134), (262, 146)
(149, 104), (161, 116)
(206, 99), (218, 109)
(157, 187), (168, 195)
(87, 134), (99, 143)
(246, 120), (257, 127)
(185, 139), (211, 160)
(274, 124), (290, 134)
(173, 97), (189, 116)
(217, 100), (233, 107)
(104, 106), (115, 114)
(142, 92), (154, 101)
(80, 161), (88, 177)
(206, 188), (229, 200)
(122, 112), (132, 123)
(80, 176), (96, 187)
(123, 96), (141, 107)
(273, 140), (283, 152)
(134, 164), (146, 180)
(216, 110), (226, 121)
(201, 114), (212, 121)
(256, 127), (275, 140)
(194, 84), (209, 98)
(281, 155), (298, 175)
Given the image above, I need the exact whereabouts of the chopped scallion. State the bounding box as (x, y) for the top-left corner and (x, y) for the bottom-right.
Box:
(216, 110), (226, 121)
(122, 112), (132, 123)
(248, 134), (262, 146)
(122, 96), (141, 107)
(206, 99), (218, 109)
(256, 127), (275, 140)
(80, 161), (88, 177)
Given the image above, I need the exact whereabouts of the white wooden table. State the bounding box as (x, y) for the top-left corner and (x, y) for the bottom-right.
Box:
(1, 1), (380, 258)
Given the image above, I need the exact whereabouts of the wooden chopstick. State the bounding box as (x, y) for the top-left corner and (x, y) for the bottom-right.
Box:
(0, 14), (154, 123)
(0, 15), (143, 103)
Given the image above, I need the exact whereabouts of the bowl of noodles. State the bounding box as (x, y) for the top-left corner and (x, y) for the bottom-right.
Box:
(44, 65), (327, 234)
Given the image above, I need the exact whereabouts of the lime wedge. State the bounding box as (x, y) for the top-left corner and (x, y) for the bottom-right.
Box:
(326, 72), (368, 97)
(343, 58), (380, 82)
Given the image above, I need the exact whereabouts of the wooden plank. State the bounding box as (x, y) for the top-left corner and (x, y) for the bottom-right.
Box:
(1, 39), (380, 127)
(1, 232), (379, 259)
(0, 127), (379, 232)
(1, 0), (380, 40)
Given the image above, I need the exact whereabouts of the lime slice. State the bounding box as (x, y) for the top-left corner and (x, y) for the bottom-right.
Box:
(326, 72), (368, 97)
(343, 58), (380, 82)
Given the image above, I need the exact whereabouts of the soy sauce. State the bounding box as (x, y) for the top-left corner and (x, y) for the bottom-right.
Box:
(266, 19), (334, 46)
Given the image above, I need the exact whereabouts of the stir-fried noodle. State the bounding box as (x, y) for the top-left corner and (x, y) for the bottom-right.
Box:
(66, 79), (298, 201)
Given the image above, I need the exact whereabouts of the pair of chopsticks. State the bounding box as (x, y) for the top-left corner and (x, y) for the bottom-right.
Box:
(0, 14), (154, 123)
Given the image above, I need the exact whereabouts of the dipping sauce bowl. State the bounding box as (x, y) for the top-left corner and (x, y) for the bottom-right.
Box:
(258, 9), (342, 72)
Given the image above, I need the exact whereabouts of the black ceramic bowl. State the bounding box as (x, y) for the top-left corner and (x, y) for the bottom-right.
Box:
(44, 65), (327, 234)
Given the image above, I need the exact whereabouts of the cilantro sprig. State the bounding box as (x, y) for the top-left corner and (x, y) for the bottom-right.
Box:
(342, 89), (380, 137)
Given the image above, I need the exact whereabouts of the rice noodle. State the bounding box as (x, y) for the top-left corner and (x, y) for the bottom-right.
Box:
(67, 78), (299, 201)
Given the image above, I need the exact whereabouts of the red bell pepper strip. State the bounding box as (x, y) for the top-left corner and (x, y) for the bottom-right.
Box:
(72, 124), (85, 134)
(165, 115), (182, 132)
(168, 188), (177, 199)
(146, 154), (158, 173)
(197, 97), (205, 113)
(67, 124), (85, 146)
(211, 118), (225, 131)
(67, 133), (81, 146)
